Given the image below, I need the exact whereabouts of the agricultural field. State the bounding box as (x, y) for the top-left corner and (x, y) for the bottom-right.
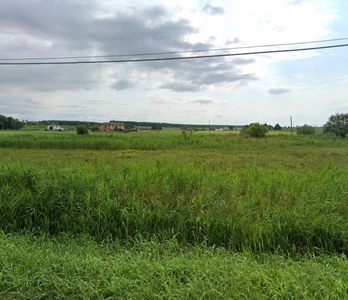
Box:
(0, 129), (348, 299)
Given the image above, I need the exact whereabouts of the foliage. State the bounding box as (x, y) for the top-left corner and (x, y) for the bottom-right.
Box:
(1, 134), (348, 254)
(239, 125), (248, 136)
(274, 123), (282, 130)
(297, 124), (315, 135)
(181, 129), (194, 140)
(76, 125), (89, 135)
(0, 114), (24, 130)
(151, 124), (162, 130)
(323, 113), (348, 138)
(1, 233), (348, 299)
(42, 120), (100, 127)
(1, 130), (348, 298)
(90, 125), (100, 132)
(0, 130), (342, 150)
(243, 122), (269, 138)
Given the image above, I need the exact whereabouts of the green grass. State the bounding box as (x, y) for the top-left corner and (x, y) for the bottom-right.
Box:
(0, 131), (347, 298)
(1, 233), (348, 299)
(0, 129), (342, 151)
(0, 134), (347, 253)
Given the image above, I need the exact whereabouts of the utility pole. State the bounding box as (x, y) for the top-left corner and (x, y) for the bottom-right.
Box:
(290, 116), (293, 135)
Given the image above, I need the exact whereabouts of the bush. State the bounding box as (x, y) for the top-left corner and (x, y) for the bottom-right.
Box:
(297, 124), (315, 135)
(323, 113), (348, 138)
(76, 125), (89, 135)
(91, 125), (100, 132)
(242, 123), (268, 138)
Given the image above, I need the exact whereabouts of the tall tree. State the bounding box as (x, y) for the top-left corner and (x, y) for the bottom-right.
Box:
(274, 123), (282, 130)
(0, 115), (24, 130)
(323, 113), (348, 138)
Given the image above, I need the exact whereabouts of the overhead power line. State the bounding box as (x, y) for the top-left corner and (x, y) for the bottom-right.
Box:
(1, 43), (347, 66)
(1, 37), (348, 62)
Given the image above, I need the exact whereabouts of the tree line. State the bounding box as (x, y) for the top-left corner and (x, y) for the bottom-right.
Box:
(3, 113), (348, 138)
(0, 115), (24, 130)
(240, 113), (348, 138)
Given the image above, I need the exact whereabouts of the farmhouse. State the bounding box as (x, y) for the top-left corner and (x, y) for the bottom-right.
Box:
(99, 122), (125, 132)
(47, 124), (64, 131)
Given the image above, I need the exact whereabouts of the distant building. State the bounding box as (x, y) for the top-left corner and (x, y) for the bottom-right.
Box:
(99, 122), (125, 132)
(47, 125), (64, 131)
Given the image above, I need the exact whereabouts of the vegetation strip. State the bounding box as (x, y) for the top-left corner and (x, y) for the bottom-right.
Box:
(0, 134), (348, 254)
(1, 233), (348, 299)
(1, 130), (348, 298)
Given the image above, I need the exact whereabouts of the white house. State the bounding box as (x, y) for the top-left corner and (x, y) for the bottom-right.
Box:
(47, 125), (64, 131)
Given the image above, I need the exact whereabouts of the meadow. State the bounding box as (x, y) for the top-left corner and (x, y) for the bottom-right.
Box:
(0, 128), (348, 299)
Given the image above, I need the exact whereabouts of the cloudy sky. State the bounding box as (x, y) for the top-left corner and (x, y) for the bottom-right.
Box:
(0, 0), (347, 126)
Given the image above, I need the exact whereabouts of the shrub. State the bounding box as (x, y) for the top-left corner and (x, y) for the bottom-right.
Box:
(242, 123), (268, 138)
(323, 113), (348, 138)
(76, 125), (89, 135)
(297, 124), (315, 135)
(91, 125), (100, 132)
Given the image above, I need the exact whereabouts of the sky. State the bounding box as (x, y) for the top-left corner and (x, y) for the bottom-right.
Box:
(0, 0), (347, 126)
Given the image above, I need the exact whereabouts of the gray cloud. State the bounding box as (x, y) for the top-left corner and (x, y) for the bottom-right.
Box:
(0, 1), (257, 96)
(268, 87), (291, 95)
(202, 5), (225, 16)
(225, 37), (242, 45)
(0, 1), (211, 92)
(0, 95), (47, 118)
(0, 65), (100, 91)
(147, 58), (257, 92)
(112, 79), (135, 91)
(160, 82), (201, 92)
(232, 58), (255, 65)
(198, 72), (257, 85)
(192, 99), (214, 105)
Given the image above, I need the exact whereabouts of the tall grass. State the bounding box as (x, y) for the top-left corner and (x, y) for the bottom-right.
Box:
(1, 154), (348, 254)
(1, 233), (348, 299)
(2, 131), (347, 298)
(0, 131), (345, 151)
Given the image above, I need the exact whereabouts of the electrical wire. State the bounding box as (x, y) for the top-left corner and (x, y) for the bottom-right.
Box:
(0, 43), (347, 66)
(0, 37), (348, 62)
(1, 43), (347, 65)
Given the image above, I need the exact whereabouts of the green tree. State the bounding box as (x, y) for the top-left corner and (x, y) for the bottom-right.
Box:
(0, 115), (24, 130)
(76, 125), (89, 135)
(297, 124), (315, 135)
(0, 115), (6, 130)
(323, 113), (348, 138)
(243, 123), (268, 138)
(6, 117), (15, 129)
(151, 124), (162, 130)
(13, 119), (24, 130)
(274, 123), (282, 130)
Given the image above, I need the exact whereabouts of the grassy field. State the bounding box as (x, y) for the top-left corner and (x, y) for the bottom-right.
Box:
(0, 129), (347, 298)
